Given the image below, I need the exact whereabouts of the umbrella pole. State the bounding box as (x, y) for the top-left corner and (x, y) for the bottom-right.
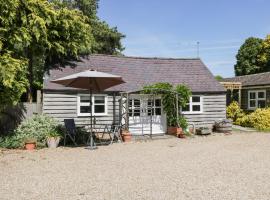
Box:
(88, 85), (97, 150)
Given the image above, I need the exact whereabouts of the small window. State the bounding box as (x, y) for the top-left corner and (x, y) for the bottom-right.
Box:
(147, 98), (162, 116)
(129, 99), (141, 117)
(182, 96), (203, 114)
(78, 95), (107, 116)
(248, 90), (266, 109)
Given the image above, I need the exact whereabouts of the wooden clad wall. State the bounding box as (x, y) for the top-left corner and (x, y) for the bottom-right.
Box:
(183, 94), (226, 127)
(241, 87), (270, 110)
(43, 91), (120, 131)
(43, 92), (226, 130)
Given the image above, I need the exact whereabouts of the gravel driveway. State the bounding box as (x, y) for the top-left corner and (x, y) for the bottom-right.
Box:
(1, 132), (270, 200)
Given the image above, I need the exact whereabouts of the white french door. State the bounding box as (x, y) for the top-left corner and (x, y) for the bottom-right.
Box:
(128, 95), (166, 135)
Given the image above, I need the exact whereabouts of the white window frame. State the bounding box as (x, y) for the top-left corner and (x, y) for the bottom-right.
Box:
(77, 94), (108, 116)
(248, 90), (266, 110)
(181, 96), (203, 114)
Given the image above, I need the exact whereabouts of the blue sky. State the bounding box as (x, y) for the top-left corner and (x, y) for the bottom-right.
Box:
(97, 0), (270, 77)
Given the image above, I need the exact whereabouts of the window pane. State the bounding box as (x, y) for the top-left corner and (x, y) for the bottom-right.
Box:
(94, 96), (105, 104)
(155, 99), (161, 107)
(192, 105), (201, 111)
(258, 92), (265, 99)
(249, 92), (256, 99)
(134, 108), (140, 116)
(192, 96), (200, 102)
(129, 100), (132, 107)
(147, 108), (152, 116)
(129, 109), (132, 116)
(94, 105), (105, 113)
(182, 104), (190, 112)
(134, 99), (140, 107)
(80, 106), (91, 113)
(80, 96), (90, 103)
(155, 108), (161, 115)
(249, 100), (256, 107)
(258, 100), (266, 108)
(148, 100), (153, 107)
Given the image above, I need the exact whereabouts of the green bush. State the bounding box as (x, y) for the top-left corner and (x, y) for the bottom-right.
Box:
(0, 114), (60, 149)
(235, 108), (270, 131)
(226, 101), (245, 122)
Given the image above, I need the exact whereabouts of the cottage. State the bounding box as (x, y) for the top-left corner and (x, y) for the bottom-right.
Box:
(221, 72), (270, 111)
(43, 54), (226, 135)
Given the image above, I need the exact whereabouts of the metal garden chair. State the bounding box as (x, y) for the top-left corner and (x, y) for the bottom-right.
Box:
(63, 119), (78, 146)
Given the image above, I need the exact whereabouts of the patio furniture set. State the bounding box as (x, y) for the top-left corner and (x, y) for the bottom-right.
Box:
(63, 119), (123, 147)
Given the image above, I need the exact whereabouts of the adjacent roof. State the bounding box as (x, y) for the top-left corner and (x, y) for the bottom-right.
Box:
(44, 54), (225, 93)
(222, 72), (270, 87)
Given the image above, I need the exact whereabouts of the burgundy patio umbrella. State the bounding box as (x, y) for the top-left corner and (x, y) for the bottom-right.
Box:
(51, 69), (125, 149)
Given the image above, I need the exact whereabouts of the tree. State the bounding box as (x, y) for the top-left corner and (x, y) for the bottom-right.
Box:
(258, 35), (270, 72)
(58, 0), (125, 55)
(215, 75), (223, 81)
(0, 53), (28, 112)
(0, 0), (93, 102)
(234, 37), (263, 76)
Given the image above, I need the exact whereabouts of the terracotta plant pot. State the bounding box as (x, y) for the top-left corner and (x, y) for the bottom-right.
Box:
(25, 142), (36, 150)
(121, 130), (132, 142)
(47, 137), (61, 148)
(167, 127), (177, 135)
(176, 127), (185, 138)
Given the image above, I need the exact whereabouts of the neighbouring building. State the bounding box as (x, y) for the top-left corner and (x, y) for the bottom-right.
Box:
(221, 72), (270, 111)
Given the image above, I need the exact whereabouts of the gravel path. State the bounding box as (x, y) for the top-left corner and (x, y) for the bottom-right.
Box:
(1, 132), (270, 200)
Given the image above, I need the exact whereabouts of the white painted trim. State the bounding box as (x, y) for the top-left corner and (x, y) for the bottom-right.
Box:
(182, 96), (203, 114)
(77, 94), (108, 117)
(243, 85), (270, 89)
(248, 90), (266, 110)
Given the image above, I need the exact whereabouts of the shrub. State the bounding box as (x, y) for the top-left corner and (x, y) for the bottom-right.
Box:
(247, 108), (270, 131)
(0, 114), (60, 149)
(178, 116), (188, 129)
(235, 108), (270, 131)
(226, 101), (245, 122)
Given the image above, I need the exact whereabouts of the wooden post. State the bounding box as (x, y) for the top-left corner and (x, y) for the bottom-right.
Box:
(36, 90), (42, 104)
(239, 88), (241, 108)
(176, 93), (179, 127)
(125, 93), (129, 130)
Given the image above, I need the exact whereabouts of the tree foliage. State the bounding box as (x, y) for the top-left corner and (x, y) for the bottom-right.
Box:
(58, 0), (125, 55)
(0, 0), (93, 102)
(0, 0), (125, 105)
(258, 35), (270, 72)
(234, 37), (263, 76)
(0, 53), (28, 112)
(215, 75), (223, 81)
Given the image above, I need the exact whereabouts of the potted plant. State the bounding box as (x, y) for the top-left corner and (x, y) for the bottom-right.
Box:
(24, 138), (37, 150)
(46, 130), (62, 148)
(177, 117), (188, 138)
(121, 128), (132, 142)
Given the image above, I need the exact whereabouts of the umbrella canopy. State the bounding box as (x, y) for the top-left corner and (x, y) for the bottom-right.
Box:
(51, 69), (125, 149)
(51, 69), (125, 91)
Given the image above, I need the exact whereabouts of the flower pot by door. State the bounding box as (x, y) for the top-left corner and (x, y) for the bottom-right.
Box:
(47, 137), (61, 148)
(122, 131), (132, 142)
(25, 142), (36, 150)
(167, 127), (177, 135)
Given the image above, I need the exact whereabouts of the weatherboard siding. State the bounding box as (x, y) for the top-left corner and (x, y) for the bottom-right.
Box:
(43, 91), (226, 131)
(183, 94), (226, 127)
(43, 91), (120, 132)
(240, 87), (270, 110)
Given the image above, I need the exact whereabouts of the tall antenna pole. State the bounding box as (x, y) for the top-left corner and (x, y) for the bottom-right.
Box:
(197, 41), (200, 58)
